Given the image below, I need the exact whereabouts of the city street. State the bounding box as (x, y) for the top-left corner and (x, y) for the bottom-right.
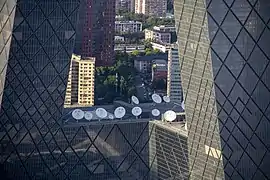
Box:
(135, 75), (146, 101)
(135, 75), (152, 102)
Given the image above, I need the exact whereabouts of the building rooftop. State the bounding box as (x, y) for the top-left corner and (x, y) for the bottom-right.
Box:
(135, 54), (168, 62)
(153, 25), (176, 28)
(115, 15), (124, 19)
(115, 21), (142, 24)
(145, 25), (176, 33)
(62, 100), (184, 126)
(71, 53), (95, 62)
(151, 120), (188, 137)
(151, 41), (172, 46)
(146, 29), (172, 33)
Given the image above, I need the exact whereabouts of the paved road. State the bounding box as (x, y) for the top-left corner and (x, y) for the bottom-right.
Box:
(135, 75), (153, 102)
(135, 75), (146, 101)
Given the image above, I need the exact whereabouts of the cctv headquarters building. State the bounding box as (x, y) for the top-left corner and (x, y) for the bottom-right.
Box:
(0, 0), (270, 180)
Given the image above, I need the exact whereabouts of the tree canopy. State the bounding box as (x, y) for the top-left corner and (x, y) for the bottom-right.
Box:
(152, 79), (167, 90)
(118, 12), (175, 29)
(131, 50), (140, 56)
(95, 52), (137, 104)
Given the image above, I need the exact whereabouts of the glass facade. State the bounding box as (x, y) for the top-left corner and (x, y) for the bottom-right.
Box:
(0, 1), (188, 179)
(149, 121), (189, 180)
(0, 0), (80, 125)
(175, 0), (270, 179)
(0, 0), (16, 106)
(167, 45), (183, 104)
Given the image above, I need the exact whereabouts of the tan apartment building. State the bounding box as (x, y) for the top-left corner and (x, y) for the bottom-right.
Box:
(65, 54), (95, 108)
(135, 0), (167, 17)
(116, 0), (135, 13)
(144, 29), (171, 44)
(145, 25), (176, 44)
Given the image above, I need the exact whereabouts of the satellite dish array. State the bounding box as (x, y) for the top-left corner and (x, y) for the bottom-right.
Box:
(132, 106), (142, 118)
(70, 94), (178, 122)
(151, 109), (160, 117)
(181, 100), (185, 110)
(114, 107), (126, 118)
(131, 95), (139, 105)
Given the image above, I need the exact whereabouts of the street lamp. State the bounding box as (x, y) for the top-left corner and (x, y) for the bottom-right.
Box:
(115, 73), (118, 93)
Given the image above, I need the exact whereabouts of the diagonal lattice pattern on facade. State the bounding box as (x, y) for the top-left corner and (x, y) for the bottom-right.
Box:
(1, 122), (152, 179)
(175, 0), (270, 179)
(0, 1), (189, 179)
(149, 121), (189, 180)
(0, 0), (16, 106)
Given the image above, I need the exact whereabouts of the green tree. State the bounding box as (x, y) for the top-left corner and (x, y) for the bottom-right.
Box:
(131, 49), (140, 56)
(96, 66), (106, 75)
(120, 76), (128, 95)
(121, 12), (174, 29)
(117, 65), (136, 79)
(145, 51), (152, 56)
(152, 79), (166, 90)
(145, 48), (153, 55)
(104, 91), (115, 103)
(153, 48), (161, 54)
(96, 84), (107, 97)
(144, 40), (152, 49)
(127, 75), (135, 85)
(126, 55), (134, 67)
(128, 86), (136, 97)
(104, 75), (116, 86)
(94, 48), (139, 102)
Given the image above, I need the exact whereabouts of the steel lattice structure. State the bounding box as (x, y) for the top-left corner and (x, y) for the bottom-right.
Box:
(174, 0), (270, 179)
(0, 1), (188, 179)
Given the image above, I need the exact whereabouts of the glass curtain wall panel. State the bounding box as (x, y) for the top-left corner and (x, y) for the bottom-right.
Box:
(174, 0), (270, 179)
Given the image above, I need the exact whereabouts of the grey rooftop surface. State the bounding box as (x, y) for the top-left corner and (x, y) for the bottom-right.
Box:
(62, 100), (184, 126)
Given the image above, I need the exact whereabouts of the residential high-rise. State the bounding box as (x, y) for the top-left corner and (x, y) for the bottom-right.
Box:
(135, 0), (167, 17)
(115, 0), (122, 13)
(175, 0), (270, 179)
(75, 0), (116, 67)
(64, 54), (95, 108)
(151, 59), (167, 81)
(127, 0), (135, 12)
(116, 0), (135, 13)
(167, 0), (174, 13)
(135, 0), (143, 15)
(167, 44), (183, 104)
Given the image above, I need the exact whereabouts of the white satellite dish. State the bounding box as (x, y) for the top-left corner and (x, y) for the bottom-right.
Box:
(72, 109), (84, 120)
(164, 110), (177, 122)
(84, 111), (93, 121)
(163, 96), (170, 103)
(132, 107), (142, 117)
(114, 107), (126, 118)
(151, 109), (160, 117)
(152, 94), (162, 103)
(131, 95), (139, 104)
(181, 101), (185, 110)
(95, 108), (108, 119)
(108, 114), (114, 120)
